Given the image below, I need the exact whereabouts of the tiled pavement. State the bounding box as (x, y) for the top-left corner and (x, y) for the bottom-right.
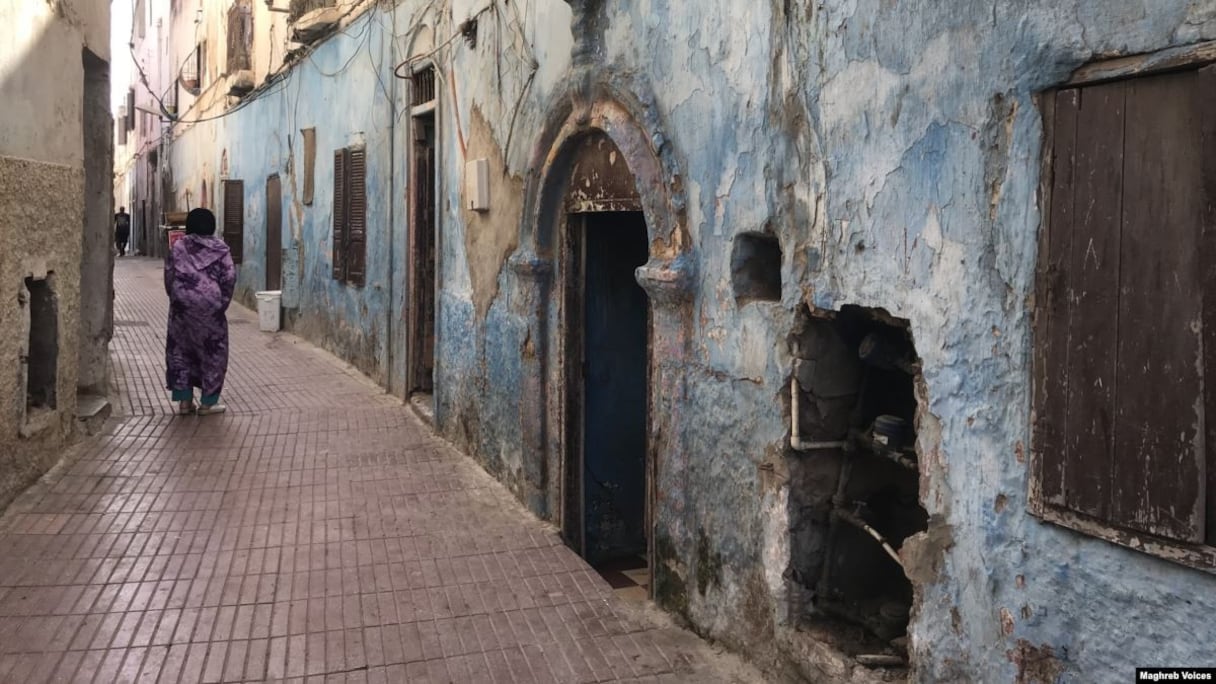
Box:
(0, 258), (762, 683)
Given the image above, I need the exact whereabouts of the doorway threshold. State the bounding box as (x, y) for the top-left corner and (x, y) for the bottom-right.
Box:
(593, 555), (650, 603)
(409, 392), (434, 426)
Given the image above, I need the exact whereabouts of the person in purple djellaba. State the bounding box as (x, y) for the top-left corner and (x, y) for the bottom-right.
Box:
(164, 208), (235, 416)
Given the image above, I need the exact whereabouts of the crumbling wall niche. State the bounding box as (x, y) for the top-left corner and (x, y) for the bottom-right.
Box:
(19, 273), (60, 436)
(784, 304), (927, 672)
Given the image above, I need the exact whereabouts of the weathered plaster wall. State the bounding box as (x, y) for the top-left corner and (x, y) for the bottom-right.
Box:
(80, 51), (115, 396)
(430, 0), (576, 512)
(168, 7), (409, 390)
(431, 0), (1216, 681)
(0, 160), (84, 510)
(0, 0), (110, 510)
(159, 0), (1216, 678)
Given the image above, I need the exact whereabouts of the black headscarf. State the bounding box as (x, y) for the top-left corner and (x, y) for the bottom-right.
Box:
(185, 208), (217, 236)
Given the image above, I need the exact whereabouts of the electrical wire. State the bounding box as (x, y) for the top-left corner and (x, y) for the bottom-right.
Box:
(392, 3), (494, 80)
(135, 0), (376, 129)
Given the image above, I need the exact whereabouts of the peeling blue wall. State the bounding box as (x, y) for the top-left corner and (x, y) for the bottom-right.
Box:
(168, 8), (409, 390)
(166, 0), (1216, 680)
(438, 0), (1216, 681)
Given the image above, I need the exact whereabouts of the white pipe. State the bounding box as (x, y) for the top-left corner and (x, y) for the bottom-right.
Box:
(834, 509), (903, 568)
(790, 372), (848, 451)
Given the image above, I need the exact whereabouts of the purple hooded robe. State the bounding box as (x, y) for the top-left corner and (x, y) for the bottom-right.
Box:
(164, 234), (236, 398)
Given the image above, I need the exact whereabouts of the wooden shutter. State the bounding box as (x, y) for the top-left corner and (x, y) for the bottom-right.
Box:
(347, 148), (367, 287)
(1037, 72), (1206, 542)
(222, 180), (244, 263)
(226, 0), (252, 73)
(332, 149), (347, 281)
(1199, 64), (1216, 541)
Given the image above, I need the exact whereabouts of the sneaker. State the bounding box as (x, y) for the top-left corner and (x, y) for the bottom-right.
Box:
(178, 401), (196, 415)
(197, 403), (227, 416)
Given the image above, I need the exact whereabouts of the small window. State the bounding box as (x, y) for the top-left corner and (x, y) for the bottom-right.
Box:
(412, 66), (436, 107)
(197, 40), (207, 90)
(301, 128), (316, 205)
(222, 179), (245, 263)
(1033, 63), (1216, 567)
(332, 147), (366, 287)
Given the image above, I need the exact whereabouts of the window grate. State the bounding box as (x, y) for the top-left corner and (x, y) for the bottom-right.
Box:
(412, 66), (436, 107)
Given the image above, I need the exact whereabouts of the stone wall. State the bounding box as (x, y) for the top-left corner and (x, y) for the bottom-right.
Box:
(0, 0), (111, 510)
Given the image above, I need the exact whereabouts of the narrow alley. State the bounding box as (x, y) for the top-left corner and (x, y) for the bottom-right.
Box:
(0, 258), (759, 683)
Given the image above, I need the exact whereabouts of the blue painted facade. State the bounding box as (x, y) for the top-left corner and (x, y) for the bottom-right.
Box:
(170, 9), (409, 388)
(167, 0), (1216, 680)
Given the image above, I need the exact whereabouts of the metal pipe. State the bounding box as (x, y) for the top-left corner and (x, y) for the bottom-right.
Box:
(833, 508), (903, 568)
(790, 372), (849, 451)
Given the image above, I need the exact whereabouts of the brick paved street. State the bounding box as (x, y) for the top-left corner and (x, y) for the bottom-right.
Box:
(0, 258), (762, 683)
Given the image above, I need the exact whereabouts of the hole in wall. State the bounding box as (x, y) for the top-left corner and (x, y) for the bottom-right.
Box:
(731, 232), (782, 304)
(24, 276), (59, 412)
(460, 17), (479, 49)
(785, 304), (925, 665)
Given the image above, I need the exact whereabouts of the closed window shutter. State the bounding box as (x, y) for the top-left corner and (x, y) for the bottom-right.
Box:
(226, 0), (252, 73)
(347, 148), (367, 287)
(332, 149), (347, 281)
(222, 180), (244, 263)
(1037, 73), (1206, 543)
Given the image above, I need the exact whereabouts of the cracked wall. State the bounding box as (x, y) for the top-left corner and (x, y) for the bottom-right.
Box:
(159, 0), (1216, 679)
(167, 8), (406, 392)
(436, 0), (1216, 681)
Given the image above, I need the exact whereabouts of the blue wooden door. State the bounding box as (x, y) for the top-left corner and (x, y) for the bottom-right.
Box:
(581, 212), (649, 564)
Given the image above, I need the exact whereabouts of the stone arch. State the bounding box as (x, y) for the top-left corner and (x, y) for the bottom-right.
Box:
(509, 82), (697, 571)
(520, 83), (692, 271)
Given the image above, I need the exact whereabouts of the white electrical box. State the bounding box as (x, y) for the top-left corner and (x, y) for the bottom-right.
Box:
(465, 158), (490, 212)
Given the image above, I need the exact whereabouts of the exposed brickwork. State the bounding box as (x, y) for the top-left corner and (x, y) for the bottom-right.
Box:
(0, 258), (759, 683)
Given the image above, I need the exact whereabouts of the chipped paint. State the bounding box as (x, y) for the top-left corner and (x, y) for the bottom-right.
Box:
(158, 0), (1216, 680)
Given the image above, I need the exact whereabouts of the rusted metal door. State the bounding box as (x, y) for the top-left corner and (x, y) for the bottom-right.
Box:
(266, 175), (282, 290)
(410, 116), (436, 393)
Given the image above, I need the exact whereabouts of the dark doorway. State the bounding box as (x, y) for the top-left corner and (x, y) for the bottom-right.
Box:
(409, 110), (436, 395)
(25, 277), (58, 411)
(265, 174), (282, 290)
(565, 211), (650, 597)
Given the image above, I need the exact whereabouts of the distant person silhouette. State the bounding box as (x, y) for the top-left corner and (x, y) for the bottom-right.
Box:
(114, 206), (131, 256)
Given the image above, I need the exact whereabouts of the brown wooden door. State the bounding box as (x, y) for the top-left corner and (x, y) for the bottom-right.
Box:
(266, 174), (282, 290)
(410, 115), (436, 393)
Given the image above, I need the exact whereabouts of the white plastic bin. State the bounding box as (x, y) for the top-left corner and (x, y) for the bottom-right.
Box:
(255, 290), (282, 332)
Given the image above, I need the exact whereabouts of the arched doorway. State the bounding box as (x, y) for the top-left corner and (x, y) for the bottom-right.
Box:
(560, 134), (651, 592)
(512, 90), (697, 605)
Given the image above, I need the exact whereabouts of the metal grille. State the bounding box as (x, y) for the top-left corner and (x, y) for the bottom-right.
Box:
(288, 0), (334, 22)
(412, 67), (436, 106)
